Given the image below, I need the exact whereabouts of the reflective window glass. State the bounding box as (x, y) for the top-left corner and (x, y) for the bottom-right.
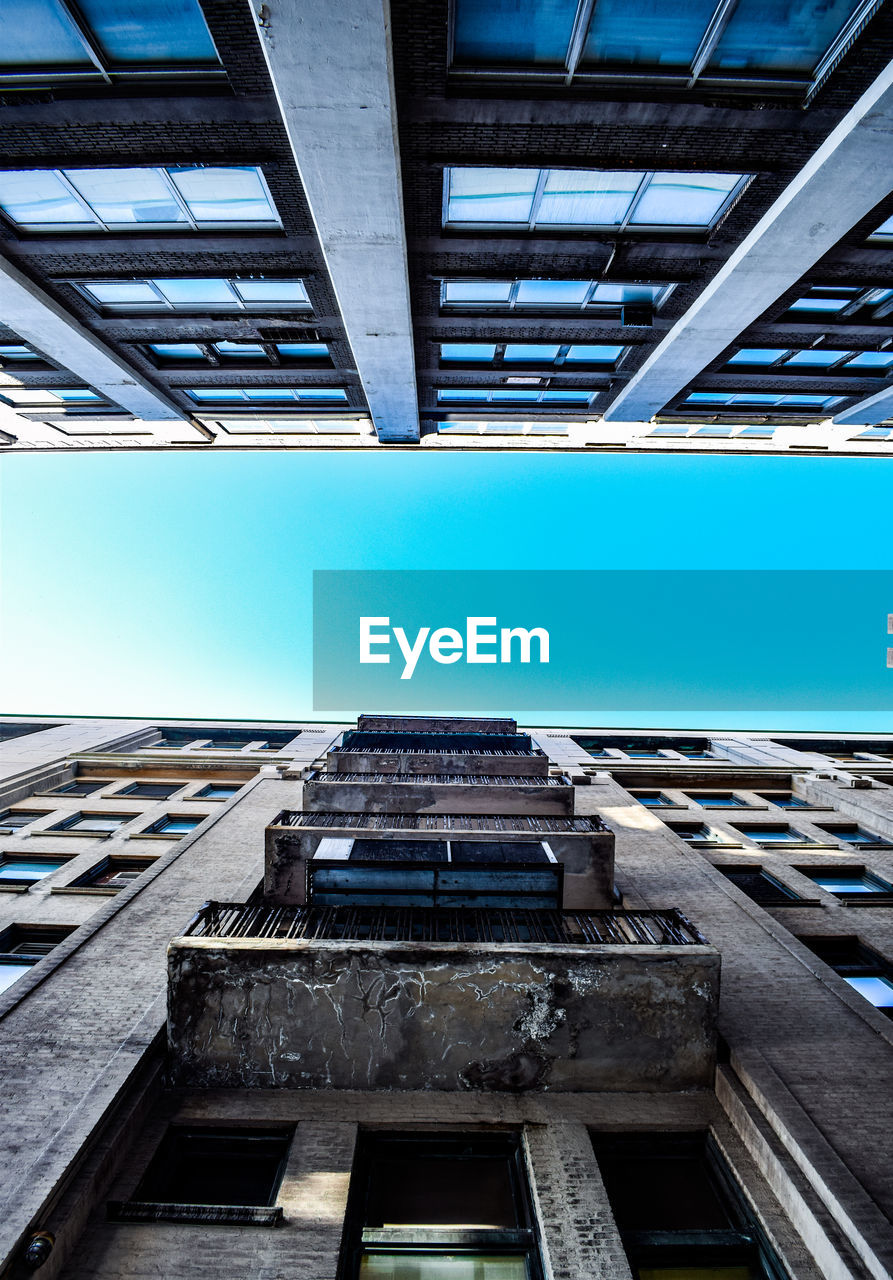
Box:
(590, 283), (664, 303)
(0, 170), (88, 226)
(441, 343), (499, 360)
(84, 281), (159, 304)
(76, 0), (218, 65)
(154, 278), (234, 304)
(541, 389), (592, 401)
(516, 279), (589, 304)
(872, 216), (893, 239)
(538, 168), (643, 226)
(149, 343), (205, 359)
(276, 343), (329, 358)
(443, 281), (513, 303)
(628, 171), (740, 226)
(789, 296), (847, 312)
(727, 348), (789, 364)
(806, 871), (891, 895)
(845, 351), (893, 369)
(582, 0), (714, 69)
(709, 0), (862, 74)
(503, 344), (561, 360)
(214, 342), (266, 358)
(846, 976), (893, 1007)
(565, 344), (625, 361)
(65, 167), (185, 225)
(233, 280), (310, 304)
(167, 166), (278, 225)
(0, 858), (64, 881)
(453, 0), (577, 64)
(4, 0), (93, 67)
(447, 167), (540, 224)
(783, 349), (852, 366)
(0, 344), (41, 360)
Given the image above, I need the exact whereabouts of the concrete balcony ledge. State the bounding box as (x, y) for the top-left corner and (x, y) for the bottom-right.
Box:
(167, 907), (719, 1093)
(302, 770), (576, 815)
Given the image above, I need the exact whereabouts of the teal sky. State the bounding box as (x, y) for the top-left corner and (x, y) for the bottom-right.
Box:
(1, 450), (891, 730)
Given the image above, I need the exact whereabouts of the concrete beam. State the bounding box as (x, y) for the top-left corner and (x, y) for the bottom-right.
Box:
(604, 59), (893, 423)
(248, 0), (419, 442)
(831, 382), (893, 426)
(0, 256), (186, 422)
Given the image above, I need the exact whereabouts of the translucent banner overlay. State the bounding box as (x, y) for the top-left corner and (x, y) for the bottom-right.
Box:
(313, 570), (893, 712)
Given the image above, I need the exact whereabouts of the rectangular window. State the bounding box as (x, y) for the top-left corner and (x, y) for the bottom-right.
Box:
(140, 815), (205, 836)
(195, 784), (241, 799)
(720, 866), (802, 905)
(49, 812), (131, 834)
(799, 868), (893, 898)
(47, 779), (110, 796)
(445, 168), (747, 232)
(0, 809), (49, 832)
(452, 0), (876, 97)
(592, 1131), (788, 1279)
(800, 936), (893, 1017)
(0, 856), (67, 884)
(437, 388), (594, 406)
(631, 791), (677, 807)
(684, 391), (843, 409)
(0, 342), (43, 362)
(186, 387), (348, 404)
(71, 856), (155, 889)
(77, 278), (311, 315)
(687, 792), (749, 808)
(0, 924), (74, 993)
(129, 1126), (292, 1216)
(0, 167), (280, 232)
(441, 343), (625, 368)
(814, 824), (892, 847)
(343, 1134), (540, 1280)
(735, 824), (815, 845)
(116, 782), (183, 799)
(441, 279), (673, 313)
(2, 0), (220, 79)
(789, 286), (893, 319)
(667, 822), (732, 844)
(756, 792), (812, 809)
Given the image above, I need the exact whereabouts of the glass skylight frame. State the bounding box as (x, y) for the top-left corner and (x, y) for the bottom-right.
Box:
(436, 387), (598, 406)
(145, 340), (331, 368)
(444, 167), (749, 233)
(448, 0), (883, 102)
(186, 387), (349, 406)
(0, 166), (281, 233)
(436, 420), (572, 436)
(440, 278), (676, 312)
(0, 0), (223, 86)
(726, 346), (893, 373)
(74, 277), (312, 315)
(788, 285), (893, 320)
(439, 341), (627, 369)
(683, 391), (845, 410)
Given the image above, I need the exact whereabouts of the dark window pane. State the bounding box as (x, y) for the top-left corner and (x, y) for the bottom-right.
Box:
(366, 1154), (519, 1229)
(453, 0), (577, 65)
(593, 1136), (735, 1231)
(709, 0), (862, 75)
(136, 1129), (290, 1206)
(582, 0), (715, 69)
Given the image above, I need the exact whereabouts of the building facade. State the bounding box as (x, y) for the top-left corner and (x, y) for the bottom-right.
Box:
(0, 712), (891, 1280)
(1, 0), (893, 453)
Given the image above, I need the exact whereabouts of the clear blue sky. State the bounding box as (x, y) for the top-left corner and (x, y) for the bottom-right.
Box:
(1, 449), (891, 730)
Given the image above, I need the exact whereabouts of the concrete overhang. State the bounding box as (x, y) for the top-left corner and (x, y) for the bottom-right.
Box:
(302, 770), (577, 816)
(604, 57), (893, 423)
(248, 0), (419, 442)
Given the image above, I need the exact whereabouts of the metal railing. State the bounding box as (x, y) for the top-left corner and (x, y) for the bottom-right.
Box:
(333, 746), (545, 757)
(182, 902), (708, 946)
(271, 810), (611, 833)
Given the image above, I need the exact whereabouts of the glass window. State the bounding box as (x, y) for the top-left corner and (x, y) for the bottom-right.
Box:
(3, 0), (219, 71)
(117, 783), (183, 799)
(81, 277), (310, 314)
(73, 857), (154, 889)
(800, 937), (893, 1016)
(631, 792), (676, 807)
(803, 870), (892, 896)
(134, 1127), (292, 1207)
(83, 281), (160, 305)
(735, 825), (811, 844)
(668, 823), (726, 842)
(0, 167), (278, 231)
(817, 824), (890, 846)
(453, 0), (578, 65)
(51, 812), (130, 833)
(276, 342), (329, 359)
(441, 343), (499, 361)
(0, 343), (41, 361)
(213, 342), (266, 358)
(688, 793), (746, 807)
(844, 351), (893, 369)
(789, 296), (848, 312)
(153, 278), (234, 304)
(565, 344), (625, 362)
(0, 857), (65, 883)
(0, 963), (35, 993)
(871, 215), (893, 240)
(504, 343), (561, 361)
(684, 391), (841, 409)
(708, 0), (866, 76)
(593, 1131), (785, 1278)
(195, 784), (241, 799)
(783, 349), (852, 367)
(445, 167), (744, 230)
(757, 792), (811, 808)
(345, 1135), (540, 1280)
(47, 779), (108, 796)
(0, 809), (47, 831)
(149, 342), (206, 360)
(232, 280), (311, 304)
(443, 281), (514, 304)
(437, 388), (592, 405)
(727, 348), (790, 365)
(721, 866), (800, 905)
(142, 815), (204, 835)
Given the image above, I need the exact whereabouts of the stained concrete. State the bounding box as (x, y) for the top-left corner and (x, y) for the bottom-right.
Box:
(167, 937), (719, 1092)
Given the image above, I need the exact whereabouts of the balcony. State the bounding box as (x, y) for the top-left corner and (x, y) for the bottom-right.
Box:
(302, 769), (577, 816)
(329, 731), (549, 777)
(266, 811), (614, 908)
(168, 904), (719, 1093)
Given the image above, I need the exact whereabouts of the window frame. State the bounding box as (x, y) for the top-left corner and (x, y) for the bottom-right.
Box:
(439, 340), (627, 370)
(0, 166), (281, 234)
(342, 1132), (543, 1280)
(443, 167), (750, 234)
(440, 277), (675, 315)
(71, 277), (312, 316)
(447, 0), (883, 103)
(0, 0), (223, 86)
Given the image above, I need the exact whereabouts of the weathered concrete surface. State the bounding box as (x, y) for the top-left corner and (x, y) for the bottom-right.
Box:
(303, 775), (576, 815)
(167, 939), (719, 1091)
(328, 750), (550, 776)
(265, 823), (615, 908)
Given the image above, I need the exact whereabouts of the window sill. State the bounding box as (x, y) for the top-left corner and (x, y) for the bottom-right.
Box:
(840, 896), (893, 907)
(0, 883), (31, 893)
(51, 885), (120, 896)
(30, 830), (118, 839)
(107, 1201), (282, 1227)
(126, 832), (188, 841)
